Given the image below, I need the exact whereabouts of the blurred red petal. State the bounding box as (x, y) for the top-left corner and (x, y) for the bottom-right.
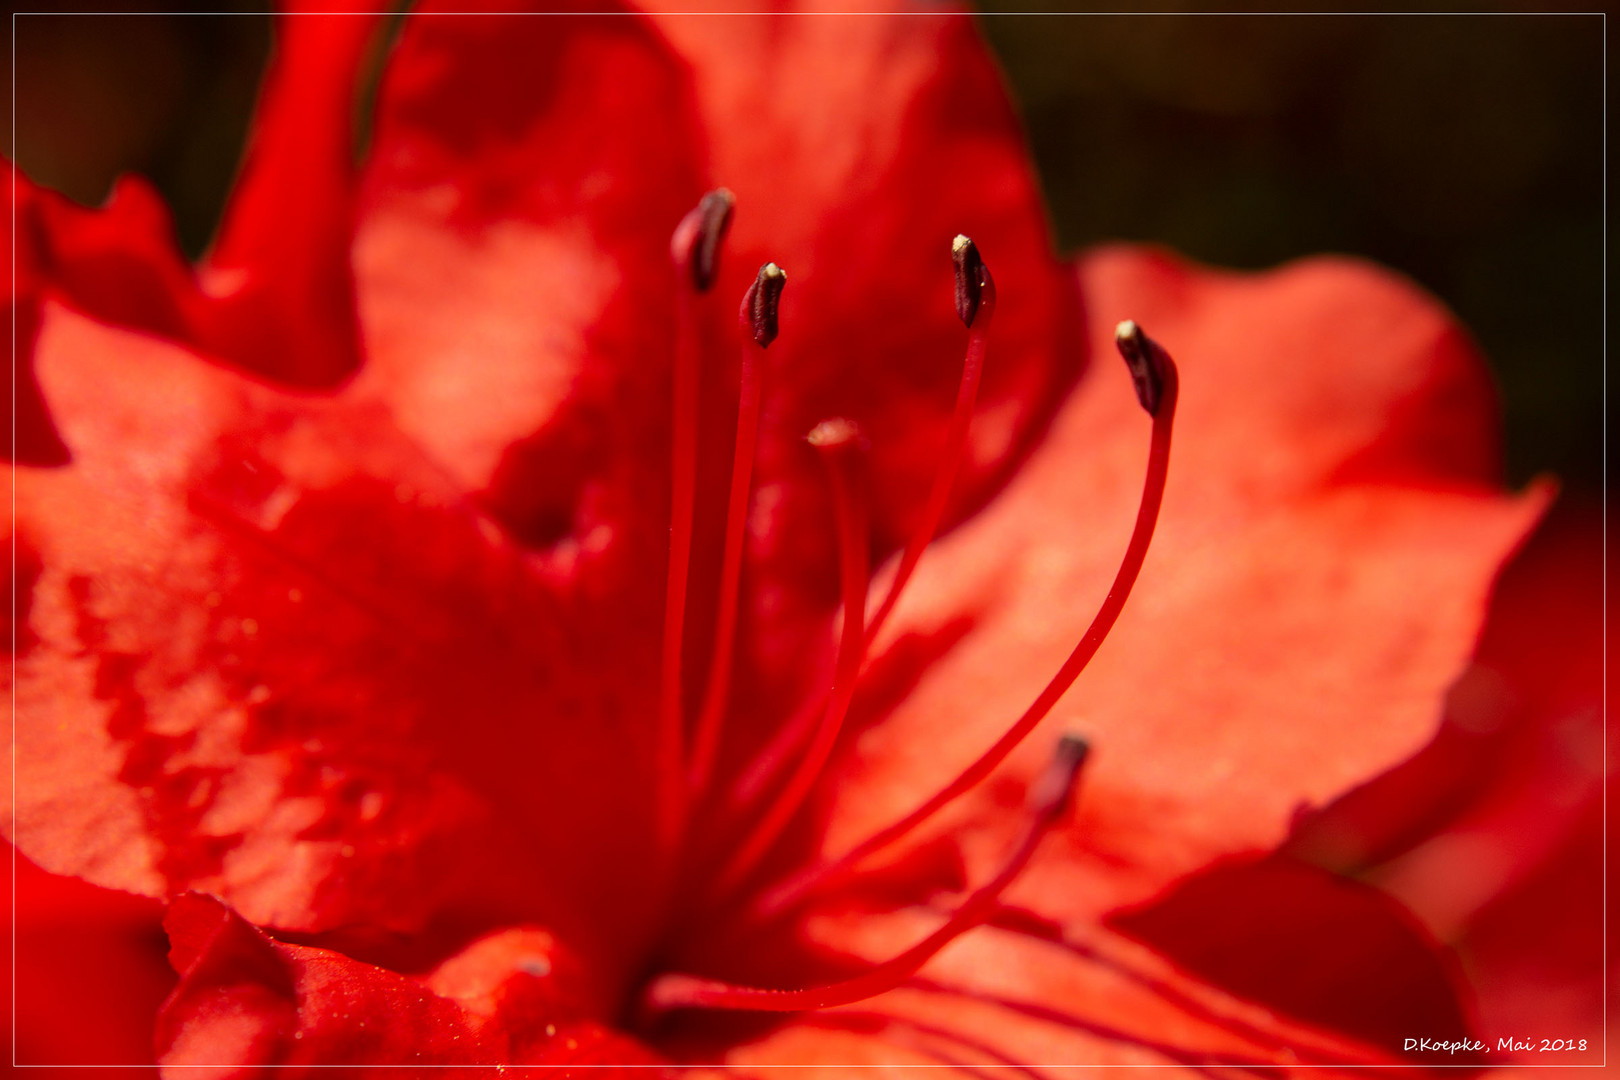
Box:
(8, 11), (378, 389)
(1289, 495), (1605, 1064)
(197, 10), (380, 385)
(1111, 853), (1475, 1062)
(10, 848), (173, 1069)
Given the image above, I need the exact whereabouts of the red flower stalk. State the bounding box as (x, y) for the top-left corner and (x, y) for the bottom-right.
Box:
(7, 7), (1573, 1074)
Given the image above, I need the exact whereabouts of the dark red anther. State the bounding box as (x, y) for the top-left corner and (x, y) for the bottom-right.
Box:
(1027, 734), (1091, 820)
(952, 234), (995, 329)
(741, 262), (787, 347)
(671, 188), (735, 292)
(1114, 319), (1169, 416)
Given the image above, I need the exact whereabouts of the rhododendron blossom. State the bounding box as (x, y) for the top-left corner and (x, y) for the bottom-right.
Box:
(7, 7), (1560, 1074)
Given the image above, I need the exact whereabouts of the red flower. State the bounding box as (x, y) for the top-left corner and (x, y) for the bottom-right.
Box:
(7, 8), (1565, 1073)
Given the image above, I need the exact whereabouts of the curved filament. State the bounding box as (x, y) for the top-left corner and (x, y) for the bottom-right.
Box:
(708, 422), (870, 898)
(749, 345), (1179, 922)
(723, 299), (994, 815)
(643, 737), (1088, 1016)
(687, 336), (768, 796)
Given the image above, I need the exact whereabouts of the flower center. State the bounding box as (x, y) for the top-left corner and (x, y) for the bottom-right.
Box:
(639, 191), (1179, 1026)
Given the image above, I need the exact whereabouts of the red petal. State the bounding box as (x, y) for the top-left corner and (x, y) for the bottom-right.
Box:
(160, 892), (479, 1072)
(349, 10), (715, 840)
(1110, 854), (1476, 1063)
(8, 11), (375, 391)
(1457, 802), (1606, 1064)
(195, 10), (380, 385)
(353, 7), (707, 503)
(1441, 501), (1606, 1064)
(10, 848), (173, 1069)
(9, 310), (667, 980)
(157, 893), (662, 1074)
(1289, 496), (1605, 1063)
(13, 165), (197, 346)
(1291, 494), (1604, 893)
(6, 296), (70, 464)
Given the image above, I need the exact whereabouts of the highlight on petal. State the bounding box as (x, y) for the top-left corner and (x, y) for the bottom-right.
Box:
(354, 5), (709, 501)
(7, 304), (672, 984)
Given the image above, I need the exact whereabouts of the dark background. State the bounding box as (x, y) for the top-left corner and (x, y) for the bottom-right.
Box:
(5, 10), (1604, 492)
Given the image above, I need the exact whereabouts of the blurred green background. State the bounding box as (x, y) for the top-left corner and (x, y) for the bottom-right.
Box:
(4, 11), (1603, 492)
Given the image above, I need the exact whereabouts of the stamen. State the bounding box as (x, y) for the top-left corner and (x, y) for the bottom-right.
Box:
(724, 657), (832, 810)
(721, 237), (997, 812)
(1113, 319), (1168, 416)
(670, 188), (734, 293)
(747, 323), (1179, 920)
(642, 735), (1090, 1016)
(866, 234), (996, 645)
(655, 190), (735, 854)
(708, 419), (870, 899)
(687, 264), (787, 796)
(951, 233), (992, 329)
(743, 262), (787, 347)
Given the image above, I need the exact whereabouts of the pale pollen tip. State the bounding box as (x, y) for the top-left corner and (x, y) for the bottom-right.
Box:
(1113, 319), (1167, 416)
(743, 261), (788, 347)
(952, 235), (992, 328)
(806, 417), (860, 448)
